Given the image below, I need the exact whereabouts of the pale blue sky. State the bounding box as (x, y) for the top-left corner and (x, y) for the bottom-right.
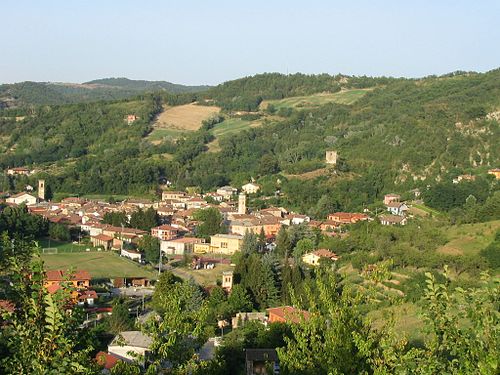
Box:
(1, 0), (499, 85)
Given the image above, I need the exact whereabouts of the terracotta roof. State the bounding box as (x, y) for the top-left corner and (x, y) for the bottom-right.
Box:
(95, 351), (120, 370)
(92, 234), (114, 242)
(45, 269), (91, 282)
(267, 306), (310, 323)
(311, 248), (339, 259)
(0, 299), (15, 313)
(152, 225), (178, 231)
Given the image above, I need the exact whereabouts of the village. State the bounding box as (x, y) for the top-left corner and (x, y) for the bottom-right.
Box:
(1, 163), (499, 373)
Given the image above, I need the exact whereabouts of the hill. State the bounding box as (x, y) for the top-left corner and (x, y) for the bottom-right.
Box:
(0, 70), (499, 209)
(0, 78), (210, 108)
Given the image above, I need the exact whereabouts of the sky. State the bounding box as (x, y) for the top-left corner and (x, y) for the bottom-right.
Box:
(1, 0), (499, 86)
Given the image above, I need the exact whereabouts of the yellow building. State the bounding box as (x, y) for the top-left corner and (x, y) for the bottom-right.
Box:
(487, 168), (500, 180)
(194, 243), (211, 254)
(209, 234), (244, 255)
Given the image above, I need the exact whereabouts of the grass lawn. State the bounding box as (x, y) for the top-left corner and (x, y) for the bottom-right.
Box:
(437, 220), (500, 256)
(41, 252), (157, 279)
(37, 238), (98, 253)
(147, 127), (188, 142)
(262, 89), (371, 110)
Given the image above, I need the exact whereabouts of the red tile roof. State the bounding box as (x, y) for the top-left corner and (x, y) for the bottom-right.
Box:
(45, 270), (91, 282)
(95, 351), (120, 369)
(267, 306), (310, 323)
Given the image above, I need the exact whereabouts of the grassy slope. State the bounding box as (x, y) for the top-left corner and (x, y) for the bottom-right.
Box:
(41, 252), (156, 279)
(437, 220), (500, 256)
(262, 89), (371, 110)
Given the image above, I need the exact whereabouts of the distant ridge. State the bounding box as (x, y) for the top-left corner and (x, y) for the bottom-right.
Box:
(0, 78), (211, 108)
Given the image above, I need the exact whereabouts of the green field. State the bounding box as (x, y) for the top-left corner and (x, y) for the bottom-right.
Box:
(37, 238), (98, 253)
(210, 118), (259, 137)
(263, 89), (371, 110)
(437, 220), (500, 256)
(147, 127), (188, 142)
(41, 252), (157, 279)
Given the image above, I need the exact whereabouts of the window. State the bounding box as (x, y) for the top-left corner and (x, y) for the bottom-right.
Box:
(221, 242), (228, 248)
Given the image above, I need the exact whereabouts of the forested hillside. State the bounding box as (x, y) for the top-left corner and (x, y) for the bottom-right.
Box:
(0, 78), (209, 108)
(0, 70), (499, 212)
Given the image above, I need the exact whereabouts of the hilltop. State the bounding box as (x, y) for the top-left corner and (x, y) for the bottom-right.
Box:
(0, 78), (210, 108)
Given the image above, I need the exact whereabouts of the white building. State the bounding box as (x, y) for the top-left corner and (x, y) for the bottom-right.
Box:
(108, 331), (152, 363)
(121, 248), (143, 262)
(161, 237), (204, 255)
(241, 182), (261, 194)
(6, 192), (37, 206)
(216, 186), (238, 200)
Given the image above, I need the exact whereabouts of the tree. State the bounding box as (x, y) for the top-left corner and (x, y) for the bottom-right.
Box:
(241, 231), (259, 255)
(48, 223), (71, 241)
(129, 207), (159, 231)
(105, 298), (134, 334)
(138, 235), (160, 264)
(292, 238), (314, 260)
(277, 270), (373, 374)
(102, 211), (128, 227)
(0, 238), (98, 374)
(193, 207), (224, 239)
(276, 226), (291, 259)
(227, 284), (253, 314)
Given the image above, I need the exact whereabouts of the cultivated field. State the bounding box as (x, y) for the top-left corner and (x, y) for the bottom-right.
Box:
(172, 263), (234, 286)
(149, 103), (221, 141)
(42, 252), (156, 279)
(211, 118), (260, 137)
(261, 88), (371, 110)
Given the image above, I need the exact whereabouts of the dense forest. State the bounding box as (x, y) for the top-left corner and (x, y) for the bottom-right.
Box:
(0, 70), (499, 215)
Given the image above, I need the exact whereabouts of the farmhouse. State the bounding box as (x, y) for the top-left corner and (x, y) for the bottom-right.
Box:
(241, 182), (261, 194)
(6, 167), (31, 176)
(302, 249), (339, 266)
(327, 212), (369, 224)
(386, 202), (408, 216)
(380, 214), (407, 226)
(487, 168), (500, 179)
(383, 193), (401, 205)
(6, 192), (37, 206)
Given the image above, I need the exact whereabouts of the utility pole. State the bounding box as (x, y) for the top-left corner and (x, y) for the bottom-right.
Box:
(158, 247), (163, 278)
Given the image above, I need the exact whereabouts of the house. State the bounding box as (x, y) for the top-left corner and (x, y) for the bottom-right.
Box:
(160, 237), (204, 255)
(161, 191), (187, 201)
(45, 270), (91, 289)
(380, 214), (407, 226)
(6, 167), (31, 176)
(151, 225), (179, 241)
(91, 233), (114, 250)
(487, 168), (500, 179)
(386, 202), (408, 216)
(245, 349), (279, 375)
(267, 306), (310, 324)
(6, 192), (37, 206)
(95, 351), (121, 372)
(121, 248), (143, 262)
(108, 331), (152, 363)
(194, 242), (211, 254)
(289, 214), (310, 225)
(302, 249), (339, 266)
(452, 174), (476, 184)
(241, 182), (261, 194)
(327, 212), (369, 224)
(78, 290), (98, 306)
(222, 270), (233, 291)
(216, 186), (238, 199)
(383, 193), (401, 205)
(232, 312), (267, 329)
(126, 114), (138, 124)
(209, 234), (244, 255)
